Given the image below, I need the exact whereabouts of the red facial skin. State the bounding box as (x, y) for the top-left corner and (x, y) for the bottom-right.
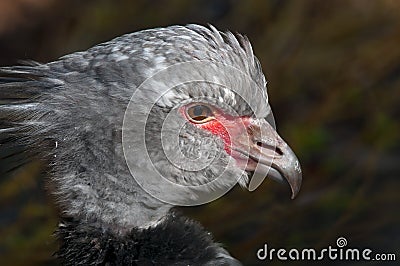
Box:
(179, 104), (258, 171)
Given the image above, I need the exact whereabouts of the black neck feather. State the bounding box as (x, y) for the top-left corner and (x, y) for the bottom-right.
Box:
(56, 212), (238, 265)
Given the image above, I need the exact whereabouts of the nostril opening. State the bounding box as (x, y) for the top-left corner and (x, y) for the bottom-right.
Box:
(256, 141), (283, 156)
(275, 147), (283, 156)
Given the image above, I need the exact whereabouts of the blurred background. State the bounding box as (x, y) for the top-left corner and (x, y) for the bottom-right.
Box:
(0, 0), (399, 265)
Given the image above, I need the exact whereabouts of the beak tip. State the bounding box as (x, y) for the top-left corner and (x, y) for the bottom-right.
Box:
(291, 191), (298, 200)
(289, 177), (302, 199)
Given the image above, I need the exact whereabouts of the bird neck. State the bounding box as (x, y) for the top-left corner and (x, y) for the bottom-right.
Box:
(53, 169), (172, 233)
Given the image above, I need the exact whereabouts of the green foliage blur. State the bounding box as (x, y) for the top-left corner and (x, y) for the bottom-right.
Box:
(0, 1), (399, 265)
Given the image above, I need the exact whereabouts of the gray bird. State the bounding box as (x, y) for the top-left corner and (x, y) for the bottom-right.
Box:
(0, 24), (302, 265)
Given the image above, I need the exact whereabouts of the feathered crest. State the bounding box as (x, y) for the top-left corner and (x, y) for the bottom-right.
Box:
(0, 63), (55, 175)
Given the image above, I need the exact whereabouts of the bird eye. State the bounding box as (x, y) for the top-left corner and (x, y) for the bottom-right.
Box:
(186, 104), (214, 123)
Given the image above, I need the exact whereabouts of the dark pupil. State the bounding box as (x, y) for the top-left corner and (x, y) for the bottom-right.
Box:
(193, 106), (205, 117)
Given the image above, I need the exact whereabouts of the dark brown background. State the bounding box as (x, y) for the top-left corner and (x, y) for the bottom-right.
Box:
(0, 1), (399, 265)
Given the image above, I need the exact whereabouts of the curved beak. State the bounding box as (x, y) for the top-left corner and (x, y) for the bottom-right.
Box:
(232, 118), (302, 199)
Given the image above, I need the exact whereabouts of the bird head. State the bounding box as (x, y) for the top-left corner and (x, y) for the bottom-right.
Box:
(122, 70), (302, 206)
(122, 25), (302, 205)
